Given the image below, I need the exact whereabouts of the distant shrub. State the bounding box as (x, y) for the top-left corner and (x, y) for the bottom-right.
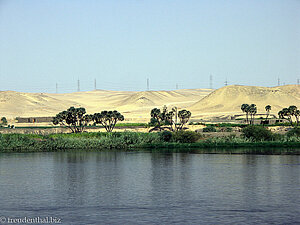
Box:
(241, 126), (274, 141)
(172, 131), (202, 143)
(203, 126), (217, 132)
(1, 117), (7, 125)
(160, 131), (173, 142)
(286, 127), (300, 137)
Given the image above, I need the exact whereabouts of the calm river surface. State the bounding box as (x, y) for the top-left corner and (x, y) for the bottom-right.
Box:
(0, 150), (299, 224)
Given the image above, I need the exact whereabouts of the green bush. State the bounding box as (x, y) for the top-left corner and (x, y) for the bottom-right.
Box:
(286, 127), (300, 137)
(203, 126), (217, 132)
(241, 126), (274, 141)
(160, 131), (173, 142)
(1, 117), (7, 125)
(172, 131), (202, 143)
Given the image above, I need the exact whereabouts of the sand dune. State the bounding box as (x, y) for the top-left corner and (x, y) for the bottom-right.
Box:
(189, 85), (300, 117)
(118, 89), (211, 108)
(1, 85), (299, 122)
(0, 91), (79, 118)
(0, 89), (212, 121)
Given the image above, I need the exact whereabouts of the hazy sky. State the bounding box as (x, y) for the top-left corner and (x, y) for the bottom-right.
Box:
(0, 0), (299, 93)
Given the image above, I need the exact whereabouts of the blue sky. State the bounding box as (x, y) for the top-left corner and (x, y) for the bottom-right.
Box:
(0, 0), (299, 92)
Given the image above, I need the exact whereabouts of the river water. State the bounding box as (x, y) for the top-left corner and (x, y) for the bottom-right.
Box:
(0, 150), (299, 224)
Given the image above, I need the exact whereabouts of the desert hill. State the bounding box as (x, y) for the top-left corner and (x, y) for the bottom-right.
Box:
(0, 91), (79, 118)
(189, 85), (300, 117)
(118, 89), (211, 108)
(0, 89), (212, 121)
(1, 85), (299, 122)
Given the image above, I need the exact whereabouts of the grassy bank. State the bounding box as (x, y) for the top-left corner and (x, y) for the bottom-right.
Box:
(0, 131), (300, 153)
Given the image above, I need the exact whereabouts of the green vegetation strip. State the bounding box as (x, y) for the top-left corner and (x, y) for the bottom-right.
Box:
(0, 131), (300, 153)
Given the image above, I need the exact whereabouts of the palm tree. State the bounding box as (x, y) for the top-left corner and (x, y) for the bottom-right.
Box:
(249, 104), (257, 125)
(265, 105), (271, 120)
(241, 104), (249, 124)
(245, 104), (256, 125)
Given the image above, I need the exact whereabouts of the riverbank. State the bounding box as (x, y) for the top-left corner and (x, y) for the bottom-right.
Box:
(0, 132), (300, 154)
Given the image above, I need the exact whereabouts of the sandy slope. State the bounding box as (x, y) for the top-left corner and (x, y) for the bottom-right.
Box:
(189, 85), (300, 118)
(1, 85), (299, 122)
(0, 91), (79, 118)
(0, 89), (212, 121)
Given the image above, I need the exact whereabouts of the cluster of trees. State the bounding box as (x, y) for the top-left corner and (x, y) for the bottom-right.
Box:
(10, 103), (300, 134)
(49, 105), (193, 133)
(52, 107), (124, 133)
(278, 106), (300, 127)
(149, 106), (191, 132)
(241, 104), (257, 125)
(241, 104), (272, 125)
(240, 103), (300, 127)
(52, 105), (191, 134)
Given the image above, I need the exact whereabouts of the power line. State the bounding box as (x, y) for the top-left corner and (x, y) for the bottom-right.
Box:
(94, 79), (97, 90)
(209, 74), (213, 89)
(277, 78), (280, 86)
(56, 83), (58, 93)
(77, 79), (80, 92)
(147, 78), (149, 91)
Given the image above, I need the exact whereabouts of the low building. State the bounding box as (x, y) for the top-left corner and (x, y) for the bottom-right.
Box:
(242, 118), (284, 125)
(16, 117), (54, 123)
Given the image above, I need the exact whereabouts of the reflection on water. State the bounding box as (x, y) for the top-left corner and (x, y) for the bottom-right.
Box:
(0, 150), (299, 224)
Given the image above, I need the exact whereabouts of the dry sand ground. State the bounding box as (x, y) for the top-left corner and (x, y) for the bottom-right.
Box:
(0, 85), (299, 125)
